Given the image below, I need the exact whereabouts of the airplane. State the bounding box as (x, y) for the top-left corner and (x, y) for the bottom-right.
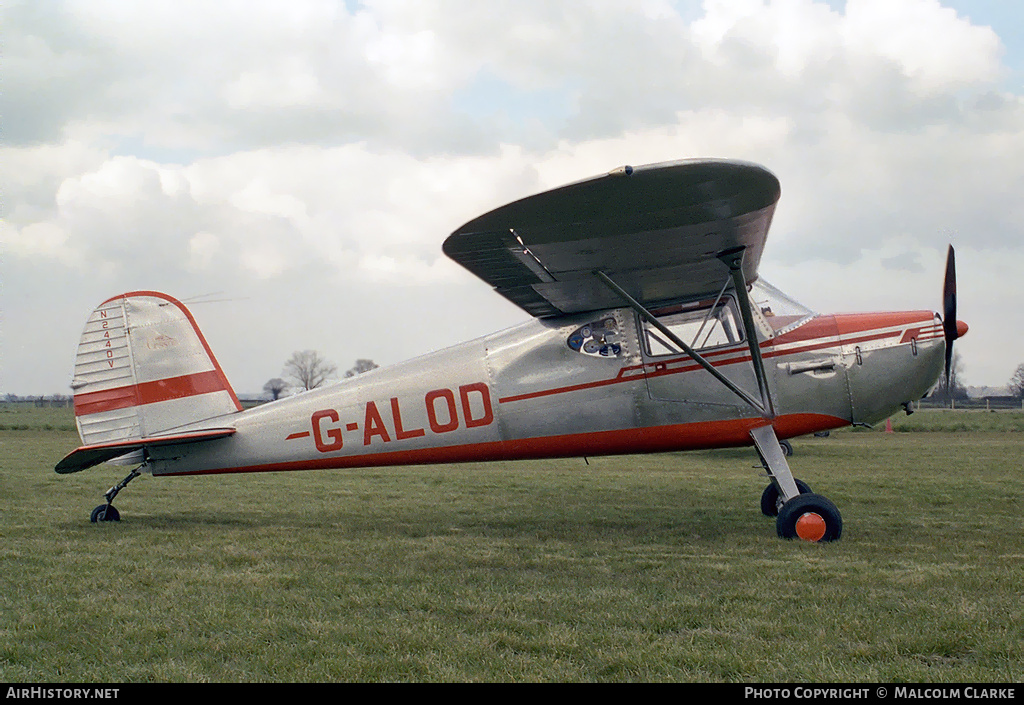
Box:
(55, 158), (968, 542)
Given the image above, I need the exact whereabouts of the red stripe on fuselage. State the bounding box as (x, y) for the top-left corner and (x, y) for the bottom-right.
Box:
(156, 412), (850, 477)
(74, 370), (230, 416)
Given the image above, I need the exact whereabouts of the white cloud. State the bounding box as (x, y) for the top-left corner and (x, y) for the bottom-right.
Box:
(2, 0), (1022, 394)
(844, 0), (1001, 93)
(2, 221), (74, 265)
(187, 231), (221, 271)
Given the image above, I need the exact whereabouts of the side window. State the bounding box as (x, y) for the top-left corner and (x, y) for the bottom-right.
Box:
(643, 299), (742, 356)
(567, 315), (623, 357)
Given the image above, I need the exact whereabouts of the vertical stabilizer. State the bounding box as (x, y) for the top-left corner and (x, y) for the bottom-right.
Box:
(70, 291), (242, 447)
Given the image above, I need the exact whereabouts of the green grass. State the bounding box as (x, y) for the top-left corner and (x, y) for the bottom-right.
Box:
(1, 407), (1022, 682)
(882, 409), (1024, 433)
(0, 404), (77, 432)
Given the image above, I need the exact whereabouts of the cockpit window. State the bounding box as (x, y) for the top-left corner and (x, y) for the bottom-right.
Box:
(567, 315), (623, 357)
(643, 297), (742, 356)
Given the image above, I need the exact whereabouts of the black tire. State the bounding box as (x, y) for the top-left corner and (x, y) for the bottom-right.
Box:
(760, 479), (812, 517)
(90, 504), (120, 523)
(776, 493), (842, 542)
(780, 439), (793, 456)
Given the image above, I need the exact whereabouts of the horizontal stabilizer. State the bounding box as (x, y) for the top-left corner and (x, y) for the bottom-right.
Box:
(55, 427), (236, 474)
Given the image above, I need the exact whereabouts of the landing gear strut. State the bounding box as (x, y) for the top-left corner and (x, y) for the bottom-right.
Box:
(750, 425), (842, 542)
(760, 478), (812, 517)
(90, 467), (142, 523)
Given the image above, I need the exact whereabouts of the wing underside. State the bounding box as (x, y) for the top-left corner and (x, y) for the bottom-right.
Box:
(443, 159), (781, 317)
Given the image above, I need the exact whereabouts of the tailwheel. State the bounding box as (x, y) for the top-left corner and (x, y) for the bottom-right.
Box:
(89, 466), (142, 523)
(776, 493), (843, 542)
(760, 478), (812, 517)
(90, 504), (120, 523)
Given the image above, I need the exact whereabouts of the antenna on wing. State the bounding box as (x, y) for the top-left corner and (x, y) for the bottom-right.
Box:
(180, 292), (250, 306)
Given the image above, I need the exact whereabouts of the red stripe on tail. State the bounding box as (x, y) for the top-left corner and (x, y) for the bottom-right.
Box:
(74, 370), (230, 416)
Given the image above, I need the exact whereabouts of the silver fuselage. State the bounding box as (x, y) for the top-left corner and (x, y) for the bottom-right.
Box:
(146, 304), (944, 477)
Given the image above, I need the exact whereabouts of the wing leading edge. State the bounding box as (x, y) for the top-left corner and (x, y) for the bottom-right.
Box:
(443, 159), (781, 317)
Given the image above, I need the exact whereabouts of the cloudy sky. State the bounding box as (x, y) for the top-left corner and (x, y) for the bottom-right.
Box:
(3, 0), (1022, 399)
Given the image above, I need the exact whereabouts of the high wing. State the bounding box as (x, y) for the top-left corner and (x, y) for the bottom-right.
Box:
(443, 159), (781, 317)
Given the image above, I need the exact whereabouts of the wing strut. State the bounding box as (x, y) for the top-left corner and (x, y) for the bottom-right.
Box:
(718, 247), (776, 418)
(593, 269), (768, 416)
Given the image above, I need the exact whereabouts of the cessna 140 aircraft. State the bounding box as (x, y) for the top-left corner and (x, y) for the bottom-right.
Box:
(56, 159), (967, 542)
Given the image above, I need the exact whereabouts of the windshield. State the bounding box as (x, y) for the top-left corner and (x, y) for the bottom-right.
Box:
(750, 279), (815, 334)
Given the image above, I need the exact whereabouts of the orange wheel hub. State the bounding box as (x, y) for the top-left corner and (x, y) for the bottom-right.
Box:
(795, 512), (827, 542)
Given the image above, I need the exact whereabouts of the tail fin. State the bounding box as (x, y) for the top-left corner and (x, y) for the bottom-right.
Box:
(70, 291), (242, 448)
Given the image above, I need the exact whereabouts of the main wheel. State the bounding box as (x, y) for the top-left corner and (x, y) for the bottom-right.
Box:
(760, 479), (812, 517)
(780, 439), (793, 456)
(90, 504), (120, 523)
(776, 493), (842, 542)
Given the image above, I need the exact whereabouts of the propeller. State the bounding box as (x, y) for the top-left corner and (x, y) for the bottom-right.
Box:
(942, 244), (958, 386)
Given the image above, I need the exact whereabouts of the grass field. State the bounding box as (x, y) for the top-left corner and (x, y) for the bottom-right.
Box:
(1, 407), (1022, 682)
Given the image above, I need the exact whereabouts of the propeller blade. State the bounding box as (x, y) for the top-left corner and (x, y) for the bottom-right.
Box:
(942, 245), (957, 385)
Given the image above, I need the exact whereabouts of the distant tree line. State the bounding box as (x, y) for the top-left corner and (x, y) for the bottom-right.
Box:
(925, 355), (1024, 408)
(262, 352), (379, 400)
(3, 394), (73, 407)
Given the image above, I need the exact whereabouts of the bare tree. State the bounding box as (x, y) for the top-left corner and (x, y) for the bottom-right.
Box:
(283, 350), (337, 391)
(1009, 363), (1024, 400)
(344, 359), (379, 378)
(263, 377), (289, 401)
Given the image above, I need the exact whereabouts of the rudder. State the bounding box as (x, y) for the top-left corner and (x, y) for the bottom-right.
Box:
(70, 291), (242, 449)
